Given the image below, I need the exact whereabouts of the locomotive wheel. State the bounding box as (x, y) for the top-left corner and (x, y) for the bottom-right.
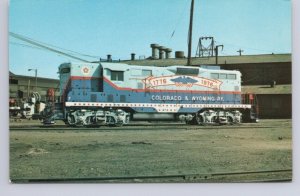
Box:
(227, 116), (234, 125)
(186, 121), (192, 125)
(195, 114), (204, 125)
(84, 116), (96, 127)
(76, 122), (84, 127)
(106, 116), (124, 127)
(67, 113), (76, 126)
(115, 121), (124, 127)
(190, 114), (204, 125)
(124, 115), (130, 124)
(106, 116), (115, 126)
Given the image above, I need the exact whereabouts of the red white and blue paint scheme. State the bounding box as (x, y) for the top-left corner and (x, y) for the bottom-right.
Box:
(45, 62), (258, 126)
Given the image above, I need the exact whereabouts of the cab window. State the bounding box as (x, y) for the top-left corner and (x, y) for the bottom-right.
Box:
(111, 71), (124, 81)
(60, 68), (70, 74)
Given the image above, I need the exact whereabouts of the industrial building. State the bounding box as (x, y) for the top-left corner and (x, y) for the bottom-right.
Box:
(125, 52), (291, 85)
(9, 71), (59, 102)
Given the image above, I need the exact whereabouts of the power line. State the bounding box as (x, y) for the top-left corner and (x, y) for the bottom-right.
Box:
(32, 40), (101, 59)
(10, 41), (78, 60)
(10, 41), (47, 51)
(168, 0), (190, 43)
(11, 32), (101, 59)
(10, 32), (96, 62)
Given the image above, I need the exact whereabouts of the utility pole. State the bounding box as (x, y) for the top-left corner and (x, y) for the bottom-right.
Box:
(27, 80), (30, 99)
(187, 0), (194, 66)
(215, 45), (223, 65)
(28, 68), (38, 92)
(237, 49), (244, 56)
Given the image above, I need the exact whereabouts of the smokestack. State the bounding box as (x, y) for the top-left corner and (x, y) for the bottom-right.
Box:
(150, 43), (159, 59)
(131, 53), (136, 61)
(107, 54), (112, 62)
(175, 51), (185, 58)
(158, 46), (166, 59)
(165, 48), (172, 59)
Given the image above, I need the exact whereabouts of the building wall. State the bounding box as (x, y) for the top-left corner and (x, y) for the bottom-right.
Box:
(9, 75), (60, 102)
(221, 62), (291, 85)
(125, 54), (292, 86)
(256, 94), (291, 119)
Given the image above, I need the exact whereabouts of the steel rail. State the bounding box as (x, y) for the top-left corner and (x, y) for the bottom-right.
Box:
(9, 125), (282, 131)
(11, 169), (292, 183)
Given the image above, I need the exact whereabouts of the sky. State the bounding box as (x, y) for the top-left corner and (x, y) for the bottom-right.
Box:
(9, 0), (291, 79)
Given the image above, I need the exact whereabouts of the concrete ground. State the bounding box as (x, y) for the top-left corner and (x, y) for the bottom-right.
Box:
(9, 119), (292, 182)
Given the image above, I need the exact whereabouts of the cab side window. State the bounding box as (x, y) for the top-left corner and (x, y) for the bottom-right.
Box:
(111, 71), (124, 81)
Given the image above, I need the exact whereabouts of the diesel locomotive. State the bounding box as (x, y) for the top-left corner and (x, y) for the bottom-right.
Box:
(42, 62), (258, 126)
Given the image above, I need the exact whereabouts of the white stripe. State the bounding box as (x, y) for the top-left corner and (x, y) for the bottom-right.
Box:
(65, 102), (252, 113)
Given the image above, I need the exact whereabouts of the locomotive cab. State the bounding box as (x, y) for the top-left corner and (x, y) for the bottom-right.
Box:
(59, 63), (71, 102)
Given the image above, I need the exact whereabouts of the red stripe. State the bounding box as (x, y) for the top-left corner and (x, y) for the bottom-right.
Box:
(71, 76), (101, 80)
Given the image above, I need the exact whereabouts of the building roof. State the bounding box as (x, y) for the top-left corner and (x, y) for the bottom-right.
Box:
(9, 71), (15, 76)
(9, 72), (59, 82)
(123, 53), (291, 67)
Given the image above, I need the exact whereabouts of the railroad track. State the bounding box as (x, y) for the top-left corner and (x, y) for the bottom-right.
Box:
(12, 169), (292, 183)
(9, 124), (282, 131)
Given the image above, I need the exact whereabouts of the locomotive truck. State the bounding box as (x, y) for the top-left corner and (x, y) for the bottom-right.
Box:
(42, 62), (258, 126)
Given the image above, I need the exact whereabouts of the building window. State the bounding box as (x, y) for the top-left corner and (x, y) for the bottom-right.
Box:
(9, 79), (18, 84)
(111, 71), (124, 81)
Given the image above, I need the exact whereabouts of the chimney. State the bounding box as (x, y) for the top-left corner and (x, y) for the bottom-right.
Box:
(175, 51), (185, 58)
(165, 48), (172, 59)
(131, 53), (136, 61)
(150, 43), (159, 59)
(107, 54), (112, 62)
(158, 46), (166, 59)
